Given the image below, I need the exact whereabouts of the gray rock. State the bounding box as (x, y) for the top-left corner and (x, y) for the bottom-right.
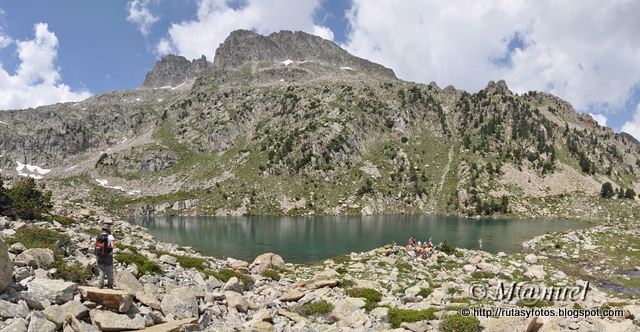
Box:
(224, 291), (249, 313)
(15, 249), (54, 269)
(114, 270), (142, 294)
(0, 300), (29, 319)
(77, 286), (133, 313)
(143, 54), (212, 88)
(524, 254), (538, 264)
(43, 300), (88, 327)
(221, 277), (244, 293)
(0, 239), (12, 293)
(27, 311), (56, 332)
(160, 287), (199, 319)
(8, 243), (25, 255)
(27, 278), (77, 305)
(89, 309), (146, 331)
(250, 253), (285, 274)
(1, 318), (28, 332)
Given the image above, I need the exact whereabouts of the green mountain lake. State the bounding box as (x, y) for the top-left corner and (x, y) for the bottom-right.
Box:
(129, 215), (589, 263)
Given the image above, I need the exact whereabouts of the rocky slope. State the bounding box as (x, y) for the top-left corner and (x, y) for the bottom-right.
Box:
(1, 206), (639, 331)
(1, 30), (640, 218)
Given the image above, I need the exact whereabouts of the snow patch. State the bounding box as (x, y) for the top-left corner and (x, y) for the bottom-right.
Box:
(155, 86), (171, 89)
(94, 178), (124, 191)
(281, 59), (293, 66)
(340, 66), (354, 70)
(171, 82), (186, 90)
(15, 161), (50, 179)
(135, 98), (141, 102)
(119, 137), (128, 144)
(157, 98), (163, 102)
(279, 79), (284, 82)
(0, 121), (8, 125)
(65, 165), (78, 171)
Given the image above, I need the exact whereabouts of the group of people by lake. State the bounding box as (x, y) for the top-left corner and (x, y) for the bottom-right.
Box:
(404, 236), (435, 259)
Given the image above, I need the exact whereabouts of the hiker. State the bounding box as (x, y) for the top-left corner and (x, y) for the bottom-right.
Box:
(95, 223), (116, 289)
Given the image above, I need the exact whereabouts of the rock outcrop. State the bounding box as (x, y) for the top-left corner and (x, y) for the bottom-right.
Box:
(213, 30), (396, 79)
(143, 54), (213, 88)
(0, 239), (12, 293)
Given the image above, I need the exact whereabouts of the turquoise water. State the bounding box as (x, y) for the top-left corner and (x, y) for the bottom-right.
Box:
(129, 215), (588, 263)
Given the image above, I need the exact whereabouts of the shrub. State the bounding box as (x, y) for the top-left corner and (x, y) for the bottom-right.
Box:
(5, 177), (53, 220)
(395, 262), (413, 272)
(295, 300), (334, 317)
(6, 227), (71, 250)
(346, 288), (382, 311)
(336, 267), (347, 274)
(600, 182), (614, 198)
(440, 313), (480, 332)
(332, 255), (350, 264)
(339, 279), (356, 289)
(625, 188), (636, 199)
(440, 240), (457, 255)
(388, 308), (436, 328)
(206, 269), (253, 287)
(115, 252), (162, 275)
(417, 288), (433, 297)
(260, 269), (281, 281)
(52, 258), (91, 283)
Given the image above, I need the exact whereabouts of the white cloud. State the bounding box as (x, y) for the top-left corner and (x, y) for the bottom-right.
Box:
(345, 0), (640, 112)
(621, 104), (640, 141)
(127, 0), (159, 36)
(159, 0), (334, 60)
(0, 23), (91, 110)
(588, 113), (607, 127)
(0, 33), (11, 49)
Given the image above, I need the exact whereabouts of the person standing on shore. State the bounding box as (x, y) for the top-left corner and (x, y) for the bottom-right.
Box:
(95, 223), (116, 289)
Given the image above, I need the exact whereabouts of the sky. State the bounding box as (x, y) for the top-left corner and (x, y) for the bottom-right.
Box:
(1, 0), (640, 139)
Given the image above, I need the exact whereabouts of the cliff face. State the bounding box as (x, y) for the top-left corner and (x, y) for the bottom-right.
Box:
(213, 30), (396, 79)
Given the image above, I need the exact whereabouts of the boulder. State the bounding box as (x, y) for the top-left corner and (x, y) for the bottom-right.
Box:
(8, 243), (25, 254)
(0, 300), (29, 319)
(159, 255), (177, 265)
(115, 270), (143, 294)
(160, 287), (199, 319)
(89, 309), (146, 331)
(43, 300), (88, 327)
(27, 278), (77, 305)
(250, 253), (285, 274)
(134, 317), (198, 332)
(278, 289), (305, 302)
(0, 239), (13, 293)
(524, 254), (538, 264)
(27, 311), (56, 332)
(66, 315), (100, 332)
(221, 277), (244, 293)
(78, 286), (133, 313)
(15, 248), (55, 269)
(1, 318), (28, 332)
(524, 265), (547, 280)
(224, 291), (249, 313)
(276, 309), (309, 324)
(462, 264), (477, 273)
(310, 279), (340, 289)
(136, 291), (162, 311)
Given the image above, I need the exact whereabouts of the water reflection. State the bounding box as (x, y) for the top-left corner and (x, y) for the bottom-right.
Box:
(129, 215), (587, 263)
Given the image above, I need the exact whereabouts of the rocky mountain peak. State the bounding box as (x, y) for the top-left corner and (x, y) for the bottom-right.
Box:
(143, 54), (213, 88)
(484, 79), (511, 94)
(213, 29), (397, 79)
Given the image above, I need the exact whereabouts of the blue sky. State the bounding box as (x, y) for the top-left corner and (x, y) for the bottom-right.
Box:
(1, 0), (640, 138)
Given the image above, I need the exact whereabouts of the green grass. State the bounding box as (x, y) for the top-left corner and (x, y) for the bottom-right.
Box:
(417, 288), (433, 297)
(470, 271), (495, 279)
(332, 255), (351, 264)
(339, 279), (356, 289)
(150, 250), (210, 271)
(205, 268), (253, 286)
(295, 300), (334, 317)
(395, 261), (413, 272)
(5, 227), (71, 250)
(260, 269), (281, 281)
(346, 288), (383, 311)
(388, 307), (437, 328)
(440, 313), (480, 332)
(52, 258), (91, 284)
(115, 252), (162, 275)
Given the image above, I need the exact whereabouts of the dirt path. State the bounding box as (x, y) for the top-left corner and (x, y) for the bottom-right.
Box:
(428, 109), (455, 212)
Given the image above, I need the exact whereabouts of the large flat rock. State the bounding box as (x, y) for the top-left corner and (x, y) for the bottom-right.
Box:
(132, 317), (198, 331)
(78, 286), (133, 313)
(90, 309), (146, 331)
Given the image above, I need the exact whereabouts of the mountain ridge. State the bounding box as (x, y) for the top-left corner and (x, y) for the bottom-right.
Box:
(0, 29), (639, 219)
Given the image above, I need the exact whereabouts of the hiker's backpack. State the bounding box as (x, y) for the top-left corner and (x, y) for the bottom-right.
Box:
(94, 232), (112, 256)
